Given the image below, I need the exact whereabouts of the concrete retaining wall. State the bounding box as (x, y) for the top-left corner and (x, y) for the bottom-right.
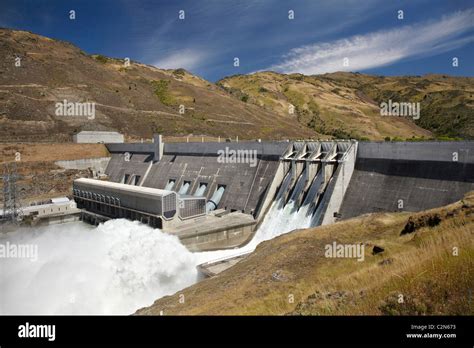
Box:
(179, 222), (255, 252)
(55, 157), (111, 174)
(106, 143), (154, 154)
(74, 132), (124, 143)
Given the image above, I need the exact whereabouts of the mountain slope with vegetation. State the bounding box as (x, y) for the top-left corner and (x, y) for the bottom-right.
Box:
(137, 191), (474, 315)
(218, 71), (474, 140)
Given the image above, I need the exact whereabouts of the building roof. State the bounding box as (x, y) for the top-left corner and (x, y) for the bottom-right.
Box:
(75, 131), (123, 135)
(74, 178), (174, 197)
(51, 197), (70, 204)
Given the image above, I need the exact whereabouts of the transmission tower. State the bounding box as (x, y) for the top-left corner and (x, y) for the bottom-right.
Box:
(1, 162), (22, 223)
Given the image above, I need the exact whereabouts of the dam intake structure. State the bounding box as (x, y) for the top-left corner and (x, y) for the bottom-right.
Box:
(73, 136), (474, 252)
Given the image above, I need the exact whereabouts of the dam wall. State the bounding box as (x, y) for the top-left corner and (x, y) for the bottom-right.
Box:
(105, 153), (152, 184)
(105, 141), (291, 217)
(356, 141), (474, 162)
(103, 139), (357, 224)
(142, 142), (289, 215)
(339, 141), (474, 219)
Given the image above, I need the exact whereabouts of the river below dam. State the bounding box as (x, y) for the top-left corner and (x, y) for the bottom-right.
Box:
(0, 172), (318, 314)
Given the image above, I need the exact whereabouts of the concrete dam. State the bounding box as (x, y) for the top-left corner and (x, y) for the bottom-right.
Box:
(73, 136), (474, 252)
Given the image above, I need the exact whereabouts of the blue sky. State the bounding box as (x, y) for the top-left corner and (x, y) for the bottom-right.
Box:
(1, 0), (473, 81)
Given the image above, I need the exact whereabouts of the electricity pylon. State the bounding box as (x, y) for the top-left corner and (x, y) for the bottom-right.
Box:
(1, 162), (22, 223)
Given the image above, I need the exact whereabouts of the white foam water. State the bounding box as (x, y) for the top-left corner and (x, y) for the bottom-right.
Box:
(0, 220), (198, 315)
(1, 167), (325, 315)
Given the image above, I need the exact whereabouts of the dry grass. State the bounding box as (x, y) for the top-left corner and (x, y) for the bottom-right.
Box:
(0, 143), (108, 163)
(136, 192), (474, 316)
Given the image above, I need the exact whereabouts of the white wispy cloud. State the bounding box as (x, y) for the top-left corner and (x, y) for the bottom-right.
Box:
(267, 9), (474, 75)
(153, 49), (210, 70)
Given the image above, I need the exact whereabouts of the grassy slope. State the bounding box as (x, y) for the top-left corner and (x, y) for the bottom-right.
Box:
(136, 192), (474, 315)
(218, 72), (474, 140)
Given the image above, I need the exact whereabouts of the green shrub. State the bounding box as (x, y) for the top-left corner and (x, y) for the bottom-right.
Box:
(94, 55), (108, 64)
(151, 80), (176, 106)
(173, 68), (186, 77)
(330, 129), (352, 139)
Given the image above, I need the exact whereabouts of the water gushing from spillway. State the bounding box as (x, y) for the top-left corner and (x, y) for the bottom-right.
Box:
(1, 164), (329, 314)
(286, 171), (324, 230)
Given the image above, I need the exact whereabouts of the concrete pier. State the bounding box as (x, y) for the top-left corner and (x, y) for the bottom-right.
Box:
(167, 211), (256, 251)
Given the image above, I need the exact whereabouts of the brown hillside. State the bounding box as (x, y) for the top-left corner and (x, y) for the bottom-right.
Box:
(1, 29), (472, 142)
(0, 29), (316, 142)
(0, 143), (109, 203)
